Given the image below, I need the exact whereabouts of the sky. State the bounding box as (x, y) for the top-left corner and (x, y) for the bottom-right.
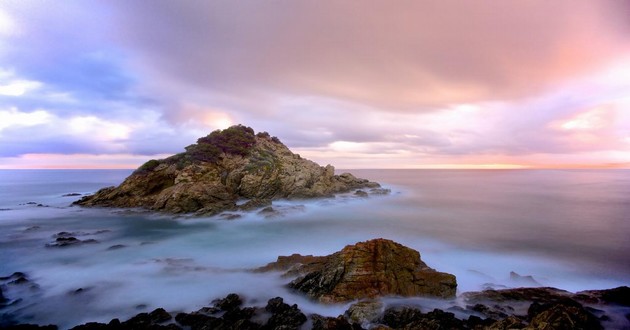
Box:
(1, 1), (629, 169)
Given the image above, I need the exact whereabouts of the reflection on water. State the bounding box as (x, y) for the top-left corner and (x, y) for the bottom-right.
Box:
(0, 169), (629, 328)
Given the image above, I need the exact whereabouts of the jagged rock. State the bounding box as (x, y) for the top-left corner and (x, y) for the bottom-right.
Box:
(380, 307), (465, 330)
(528, 300), (602, 330)
(238, 198), (272, 211)
(255, 253), (328, 277)
(70, 310), (179, 330)
(264, 297), (307, 329)
(574, 286), (630, 306)
(380, 307), (424, 329)
(212, 293), (243, 311)
(486, 315), (525, 329)
(45, 237), (98, 248)
(354, 190), (368, 197)
(369, 188), (391, 195)
(285, 239), (456, 302)
(121, 308), (174, 328)
(106, 244), (126, 251)
(345, 299), (383, 324)
(311, 314), (364, 330)
(464, 287), (606, 329)
(509, 271), (541, 287)
(174, 312), (219, 329)
(74, 125), (383, 215)
(463, 287), (574, 304)
(219, 213), (242, 220)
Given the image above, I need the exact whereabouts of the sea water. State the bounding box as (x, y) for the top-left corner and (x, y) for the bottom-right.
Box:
(1, 169), (629, 328)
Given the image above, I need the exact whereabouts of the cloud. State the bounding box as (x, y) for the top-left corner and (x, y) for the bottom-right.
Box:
(107, 1), (630, 110)
(0, 1), (629, 168)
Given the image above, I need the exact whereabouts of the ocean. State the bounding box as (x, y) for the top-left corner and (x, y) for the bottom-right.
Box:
(1, 169), (629, 328)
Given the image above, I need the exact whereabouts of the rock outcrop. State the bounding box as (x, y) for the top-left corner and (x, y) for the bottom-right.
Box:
(74, 125), (382, 214)
(5, 287), (630, 329)
(259, 238), (457, 302)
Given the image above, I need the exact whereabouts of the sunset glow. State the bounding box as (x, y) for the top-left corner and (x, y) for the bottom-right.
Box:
(0, 1), (629, 169)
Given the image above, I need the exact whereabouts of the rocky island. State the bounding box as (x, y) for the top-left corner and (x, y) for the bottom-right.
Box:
(74, 125), (385, 214)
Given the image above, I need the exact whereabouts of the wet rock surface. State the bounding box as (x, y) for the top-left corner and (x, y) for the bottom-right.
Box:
(3, 288), (630, 329)
(73, 125), (385, 215)
(260, 238), (457, 302)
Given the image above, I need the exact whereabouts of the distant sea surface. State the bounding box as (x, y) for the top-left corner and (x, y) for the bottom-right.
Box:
(1, 169), (629, 328)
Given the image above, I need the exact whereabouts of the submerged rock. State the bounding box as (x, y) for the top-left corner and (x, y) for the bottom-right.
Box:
(45, 237), (98, 248)
(74, 125), (384, 215)
(260, 238), (457, 302)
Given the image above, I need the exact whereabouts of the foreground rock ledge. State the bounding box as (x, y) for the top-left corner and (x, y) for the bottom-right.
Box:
(258, 238), (457, 302)
(73, 125), (383, 215)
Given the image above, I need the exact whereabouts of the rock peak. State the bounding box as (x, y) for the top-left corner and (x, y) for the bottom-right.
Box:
(259, 238), (457, 302)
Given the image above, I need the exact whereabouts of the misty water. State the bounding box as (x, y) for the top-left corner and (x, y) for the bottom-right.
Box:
(1, 169), (629, 328)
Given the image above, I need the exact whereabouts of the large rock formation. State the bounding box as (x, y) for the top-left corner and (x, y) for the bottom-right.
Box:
(259, 238), (457, 302)
(74, 125), (382, 214)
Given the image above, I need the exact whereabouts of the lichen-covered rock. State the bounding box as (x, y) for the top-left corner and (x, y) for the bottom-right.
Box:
(345, 299), (383, 324)
(528, 300), (603, 330)
(260, 239), (457, 302)
(74, 125), (383, 215)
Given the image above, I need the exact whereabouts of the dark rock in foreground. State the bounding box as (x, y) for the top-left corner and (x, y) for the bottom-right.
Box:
(74, 125), (383, 215)
(259, 238), (457, 302)
(4, 287), (630, 329)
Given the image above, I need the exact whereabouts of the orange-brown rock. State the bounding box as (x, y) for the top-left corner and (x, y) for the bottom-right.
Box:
(259, 239), (457, 303)
(256, 254), (328, 278)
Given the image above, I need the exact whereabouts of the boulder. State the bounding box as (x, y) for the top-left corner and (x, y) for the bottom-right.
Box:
(311, 314), (364, 330)
(259, 239), (457, 302)
(264, 297), (307, 329)
(528, 300), (602, 330)
(574, 286), (630, 306)
(74, 125), (384, 215)
(345, 299), (383, 324)
(290, 239), (457, 302)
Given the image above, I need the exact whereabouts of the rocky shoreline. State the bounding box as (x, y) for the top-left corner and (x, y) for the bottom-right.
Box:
(2, 239), (629, 329)
(3, 288), (629, 329)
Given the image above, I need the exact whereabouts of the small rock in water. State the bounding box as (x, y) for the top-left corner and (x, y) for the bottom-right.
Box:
(509, 271), (541, 286)
(46, 237), (99, 248)
(238, 198), (272, 211)
(71, 287), (89, 295)
(106, 244), (126, 251)
(62, 193), (82, 197)
(369, 188), (391, 195)
(354, 190), (368, 197)
(219, 213), (242, 220)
